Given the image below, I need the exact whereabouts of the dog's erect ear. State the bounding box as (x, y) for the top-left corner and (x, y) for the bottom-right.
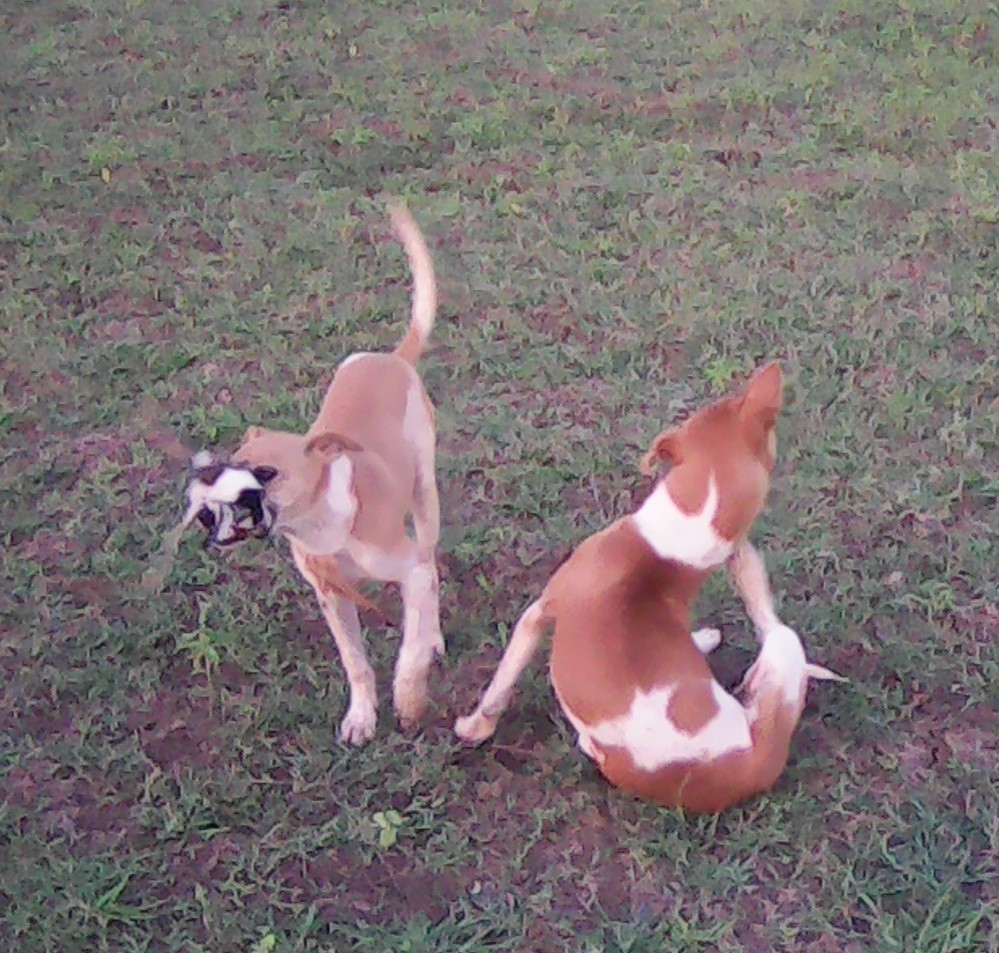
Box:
(640, 427), (681, 476)
(242, 425), (265, 442)
(251, 465), (278, 485)
(305, 431), (364, 460)
(740, 362), (783, 431)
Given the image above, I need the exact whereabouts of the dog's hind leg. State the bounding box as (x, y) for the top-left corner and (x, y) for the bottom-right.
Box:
(393, 395), (445, 729)
(411, 441), (441, 562)
(392, 390), (444, 728)
(394, 554), (443, 729)
(454, 598), (548, 744)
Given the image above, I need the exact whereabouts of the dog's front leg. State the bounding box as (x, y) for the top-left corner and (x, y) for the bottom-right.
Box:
(454, 598), (548, 744)
(292, 547), (378, 744)
(316, 592), (378, 745)
(394, 557), (445, 729)
(727, 539), (782, 642)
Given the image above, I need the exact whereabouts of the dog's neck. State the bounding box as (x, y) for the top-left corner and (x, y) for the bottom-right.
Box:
(630, 474), (735, 571)
(274, 455), (358, 556)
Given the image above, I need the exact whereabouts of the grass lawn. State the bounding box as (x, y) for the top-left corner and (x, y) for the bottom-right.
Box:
(1, 0), (997, 950)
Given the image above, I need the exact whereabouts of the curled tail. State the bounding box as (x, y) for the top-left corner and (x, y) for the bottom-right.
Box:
(388, 204), (437, 366)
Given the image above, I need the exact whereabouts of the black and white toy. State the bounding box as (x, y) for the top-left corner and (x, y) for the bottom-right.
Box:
(182, 450), (278, 548)
(141, 452), (279, 593)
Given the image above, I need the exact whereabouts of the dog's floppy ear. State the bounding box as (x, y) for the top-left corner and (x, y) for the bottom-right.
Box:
(740, 362), (782, 431)
(251, 465), (278, 485)
(305, 431), (363, 460)
(640, 427), (682, 476)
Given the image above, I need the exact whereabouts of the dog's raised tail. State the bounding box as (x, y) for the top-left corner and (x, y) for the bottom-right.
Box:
(389, 204), (436, 366)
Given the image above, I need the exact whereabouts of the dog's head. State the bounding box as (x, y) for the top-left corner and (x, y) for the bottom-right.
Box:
(228, 425), (362, 555)
(639, 362), (783, 542)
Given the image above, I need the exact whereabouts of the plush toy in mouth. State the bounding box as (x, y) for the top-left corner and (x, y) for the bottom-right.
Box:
(183, 451), (278, 548)
(141, 452), (278, 593)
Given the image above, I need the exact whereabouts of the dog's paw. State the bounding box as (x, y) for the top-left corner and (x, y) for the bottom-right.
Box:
(394, 665), (434, 730)
(691, 627), (722, 655)
(454, 710), (497, 745)
(339, 705), (377, 746)
(393, 688), (428, 732)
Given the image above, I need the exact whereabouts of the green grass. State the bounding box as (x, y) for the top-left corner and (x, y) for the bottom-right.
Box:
(1, 0), (997, 949)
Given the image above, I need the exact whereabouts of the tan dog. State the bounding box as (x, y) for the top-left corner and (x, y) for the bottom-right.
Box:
(455, 364), (843, 811)
(231, 206), (443, 745)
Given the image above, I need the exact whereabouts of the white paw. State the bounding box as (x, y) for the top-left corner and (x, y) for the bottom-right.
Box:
(692, 627), (722, 655)
(393, 676), (428, 730)
(454, 710), (498, 745)
(339, 704), (377, 746)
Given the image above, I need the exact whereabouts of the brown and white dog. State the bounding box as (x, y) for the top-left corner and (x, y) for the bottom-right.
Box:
(229, 206), (444, 745)
(455, 364), (843, 812)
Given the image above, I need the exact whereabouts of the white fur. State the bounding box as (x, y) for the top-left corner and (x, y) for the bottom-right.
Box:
(277, 457), (357, 556)
(189, 467), (261, 506)
(394, 559), (444, 725)
(325, 455), (357, 517)
(343, 539), (419, 582)
(212, 468), (261, 502)
(181, 467), (262, 529)
(402, 380), (429, 443)
(727, 540), (780, 639)
(743, 624), (808, 707)
(455, 600), (547, 744)
(631, 476), (734, 569)
(563, 680), (752, 771)
(691, 627), (722, 654)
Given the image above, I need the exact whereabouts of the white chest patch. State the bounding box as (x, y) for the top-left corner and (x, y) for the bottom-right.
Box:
(324, 455), (357, 518)
(342, 537), (418, 583)
(276, 456), (357, 556)
(631, 476), (734, 569)
(561, 680), (752, 772)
